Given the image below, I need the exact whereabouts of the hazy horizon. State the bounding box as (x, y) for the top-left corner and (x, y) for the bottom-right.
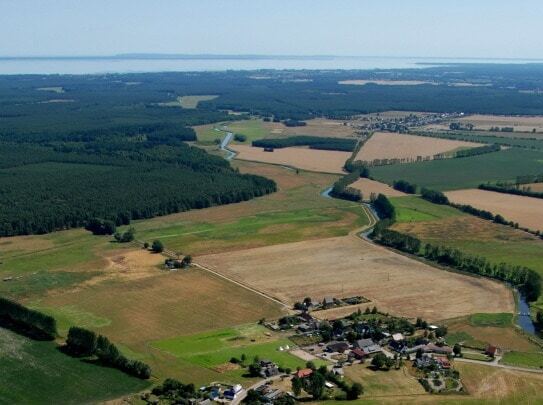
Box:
(3, 0), (543, 60)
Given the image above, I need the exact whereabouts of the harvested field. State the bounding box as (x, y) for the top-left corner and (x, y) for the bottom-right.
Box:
(445, 188), (543, 231)
(459, 114), (543, 133)
(455, 362), (543, 403)
(196, 235), (514, 321)
(350, 177), (407, 198)
(231, 144), (350, 174)
(356, 132), (482, 163)
(523, 182), (543, 192)
(39, 267), (284, 347)
(338, 79), (433, 86)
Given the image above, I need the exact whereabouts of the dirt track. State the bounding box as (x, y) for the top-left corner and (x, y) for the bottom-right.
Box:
(196, 235), (513, 321)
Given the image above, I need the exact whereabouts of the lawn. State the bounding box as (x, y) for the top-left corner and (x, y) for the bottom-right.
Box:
(343, 363), (427, 398)
(462, 352), (493, 362)
(152, 325), (327, 384)
(371, 148), (543, 190)
(390, 196), (463, 223)
(501, 351), (543, 369)
(0, 328), (149, 404)
(469, 313), (513, 327)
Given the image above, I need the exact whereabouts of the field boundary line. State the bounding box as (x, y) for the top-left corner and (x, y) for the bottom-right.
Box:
(191, 261), (290, 310)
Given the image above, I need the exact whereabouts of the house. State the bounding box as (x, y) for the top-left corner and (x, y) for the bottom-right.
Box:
(434, 356), (451, 369)
(296, 368), (313, 378)
(485, 345), (497, 357)
(322, 296), (335, 308)
(423, 343), (453, 355)
(332, 365), (344, 377)
(354, 338), (381, 354)
(415, 354), (435, 369)
(350, 348), (367, 360)
(259, 359), (279, 377)
(392, 333), (405, 342)
(223, 384), (243, 401)
(327, 341), (350, 353)
(325, 381), (335, 389)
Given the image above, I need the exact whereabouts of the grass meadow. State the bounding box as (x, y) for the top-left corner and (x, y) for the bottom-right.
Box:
(152, 325), (327, 384)
(0, 328), (149, 404)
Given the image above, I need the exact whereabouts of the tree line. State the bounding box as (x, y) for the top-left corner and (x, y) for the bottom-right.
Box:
(252, 136), (357, 152)
(330, 169), (364, 201)
(0, 297), (57, 340)
(479, 183), (543, 200)
(393, 179), (417, 194)
(66, 326), (151, 379)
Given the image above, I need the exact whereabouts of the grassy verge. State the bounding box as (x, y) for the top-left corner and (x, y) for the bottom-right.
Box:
(501, 351), (543, 369)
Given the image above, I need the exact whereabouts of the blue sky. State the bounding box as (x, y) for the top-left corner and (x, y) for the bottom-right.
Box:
(1, 0), (542, 58)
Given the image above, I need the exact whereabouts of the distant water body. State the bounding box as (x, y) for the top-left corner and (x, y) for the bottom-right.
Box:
(0, 55), (541, 75)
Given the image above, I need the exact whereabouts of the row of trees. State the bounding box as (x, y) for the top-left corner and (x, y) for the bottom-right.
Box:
(371, 225), (541, 302)
(253, 136), (357, 152)
(454, 143), (500, 158)
(420, 188), (449, 205)
(479, 183), (543, 200)
(0, 297), (57, 340)
(373, 194), (396, 221)
(393, 179), (417, 194)
(330, 169), (363, 201)
(66, 326), (151, 379)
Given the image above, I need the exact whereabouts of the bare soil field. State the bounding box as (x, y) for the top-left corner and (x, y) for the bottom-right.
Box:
(350, 177), (407, 198)
(523, 182), (543, 192)
(355, 132), (482, 162)
(445, 189), (543, 231)
(459, 114), (543, 133)
(196, 235), (513, 321)
(231, 144), (350, 174)
(338, 79), (433, 86)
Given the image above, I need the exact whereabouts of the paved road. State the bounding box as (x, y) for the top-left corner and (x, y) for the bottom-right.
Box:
(455, 356), (543, 374)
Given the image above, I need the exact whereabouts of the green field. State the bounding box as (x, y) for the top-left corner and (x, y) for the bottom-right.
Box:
(501, 351), (543, 368)
(0, 328), (149, 404)
(390, 196), (463, 222)
(131, 205), (366, 255)
(462, 352), (493, 362)
(152, 325), (327, 383)
(227, 119), (272, 144)
(371, 148), (543, 190)
(414, 130), (543, 150)
(469, 313), (513, 327)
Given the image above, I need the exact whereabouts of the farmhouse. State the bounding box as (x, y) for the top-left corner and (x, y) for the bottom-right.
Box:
(349, 348), (367, 360)
(296, 368), (313, 378)
(327, 341), (350, 353)
(354, 338), (382, 354)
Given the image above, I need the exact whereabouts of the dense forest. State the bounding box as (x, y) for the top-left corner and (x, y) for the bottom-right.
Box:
(2, 66), (543, 235)
(252, 136), (356, 151)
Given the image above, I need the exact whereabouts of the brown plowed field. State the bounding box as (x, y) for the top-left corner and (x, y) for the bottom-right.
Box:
(356, 132), (482, 162)
(196, 235), (513, 321)
(231, 145), (350, 174)
(350, 178), (407, 198)
(459, 114), (543, 133)
(445, 189), (543, 231)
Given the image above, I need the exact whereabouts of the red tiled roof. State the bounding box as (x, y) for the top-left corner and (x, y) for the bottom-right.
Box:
(296, 368), (313, 378)
(351, 348), (367, 358)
